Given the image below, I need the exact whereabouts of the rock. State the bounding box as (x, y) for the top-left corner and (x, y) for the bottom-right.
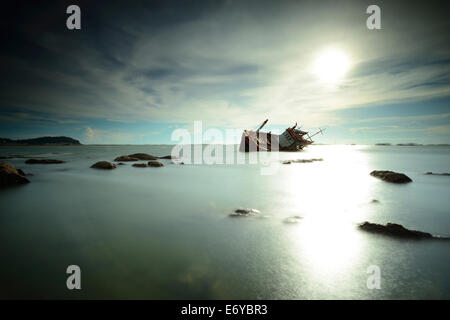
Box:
(25, 159), (65, 164)
(171, 159), (184, 165)
(282, 158), (323, 164)
(371, 199), (380, 203)
(90, 161), (117, 169)
(425, 172), (450, 176)
(0, 162), (30, 187)
(283, 216), (303, 224)
(132, 163), (148, 168)
(358, 222), (432, 239)
(229, 208), (261, 217)
(117, 162), (125, 165)
(17, 168), (26, 176)
(370, 170), (412, 183)
(114, 156), (139, 162)
(128, 153), (157, 160)
(148, 161), (164, 167)
(158, 155), (179, 159)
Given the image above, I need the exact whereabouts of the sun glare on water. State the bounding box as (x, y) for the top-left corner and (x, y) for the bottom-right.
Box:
(313, 48), (351, 83)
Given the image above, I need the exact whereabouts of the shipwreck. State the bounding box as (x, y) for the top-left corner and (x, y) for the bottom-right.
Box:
(239, 119), (323, 152)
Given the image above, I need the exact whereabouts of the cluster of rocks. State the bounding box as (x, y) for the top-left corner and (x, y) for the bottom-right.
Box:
(113, 153), (178, 162)
(132, 161), (164, 168)
(91, 153), (172, 170)
(282, 158), (323, 164)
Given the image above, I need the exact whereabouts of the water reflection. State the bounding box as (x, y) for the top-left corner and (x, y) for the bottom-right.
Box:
(282, 146), (371, 280)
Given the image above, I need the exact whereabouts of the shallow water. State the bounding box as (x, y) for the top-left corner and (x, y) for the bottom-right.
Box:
(0, 145), (449, 299)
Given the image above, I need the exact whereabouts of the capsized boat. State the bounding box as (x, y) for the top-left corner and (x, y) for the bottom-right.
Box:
(239, 119), (324, 152)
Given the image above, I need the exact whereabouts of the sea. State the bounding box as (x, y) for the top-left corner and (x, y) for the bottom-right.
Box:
(0, 144), (449, 299)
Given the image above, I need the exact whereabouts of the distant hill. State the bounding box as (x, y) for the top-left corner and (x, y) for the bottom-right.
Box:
(0, 136), (82, 146)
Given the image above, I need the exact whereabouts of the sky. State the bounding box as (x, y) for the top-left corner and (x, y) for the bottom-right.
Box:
(1, 0), (449, 145)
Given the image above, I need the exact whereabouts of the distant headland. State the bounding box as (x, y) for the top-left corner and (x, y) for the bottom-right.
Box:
(0, 136), (82, 146)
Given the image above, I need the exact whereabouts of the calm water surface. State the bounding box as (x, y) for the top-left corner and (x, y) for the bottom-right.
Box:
(0, 145), (449, 299)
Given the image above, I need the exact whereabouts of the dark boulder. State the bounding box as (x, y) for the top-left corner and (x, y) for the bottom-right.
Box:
(158, 155), (179, 159)
(114, 156), (139, 162)
(25, 159), (65, 164)
(370, 170), (412, 183)
(358, 222), (432, 239)
(128, 153), (157, 160)
(148, 161), (164, 167)
(90, 161), (116, 169)
(0, 162), (30, 187)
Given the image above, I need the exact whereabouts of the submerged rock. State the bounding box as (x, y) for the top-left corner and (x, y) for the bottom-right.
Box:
(148, 161), (164, 167)
(358, 222), (432, 239)
(117, 162), (126, 165)
(132, 163), (148, 168)
(425, 172), (450, 176)
(0, 162), (30, 187)
(128, 153), (157, 160)
(158, 155), (179, 159)
(171, 159), (184, 165)
(229, 208), (261, 217)
(25, 159), (65, 164)
(283, 216), (304, 224)
(282, 158), (323, 164)
(370, 170), (412, 183)
(90, 161), (116, 170)
(114, 156), (139, 162)
(371, 199), (380, 203)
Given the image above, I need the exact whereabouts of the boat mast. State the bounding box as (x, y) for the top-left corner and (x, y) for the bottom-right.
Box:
(256, 119), (269, 133)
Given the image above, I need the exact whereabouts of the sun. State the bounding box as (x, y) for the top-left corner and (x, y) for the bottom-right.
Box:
(313, 48), (351, 83)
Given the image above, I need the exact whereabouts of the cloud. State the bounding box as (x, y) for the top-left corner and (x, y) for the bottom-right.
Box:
(1, 0), (449, 133)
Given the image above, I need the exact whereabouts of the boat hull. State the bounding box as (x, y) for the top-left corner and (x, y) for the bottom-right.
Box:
(239, 130), (311, 152)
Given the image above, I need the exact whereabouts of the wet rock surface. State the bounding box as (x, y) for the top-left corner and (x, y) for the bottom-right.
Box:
(132, 163), (148, 168)
(0, 162), (30, 187)
(158, 155), (179, 159)
(25, 159), (65, 164)
(128, 153), (158, 160)
(358, 222), (433, 239)
(370, 170), (412, 183)
(229, 208), (261, 217)
(90, 161), (117, 169)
